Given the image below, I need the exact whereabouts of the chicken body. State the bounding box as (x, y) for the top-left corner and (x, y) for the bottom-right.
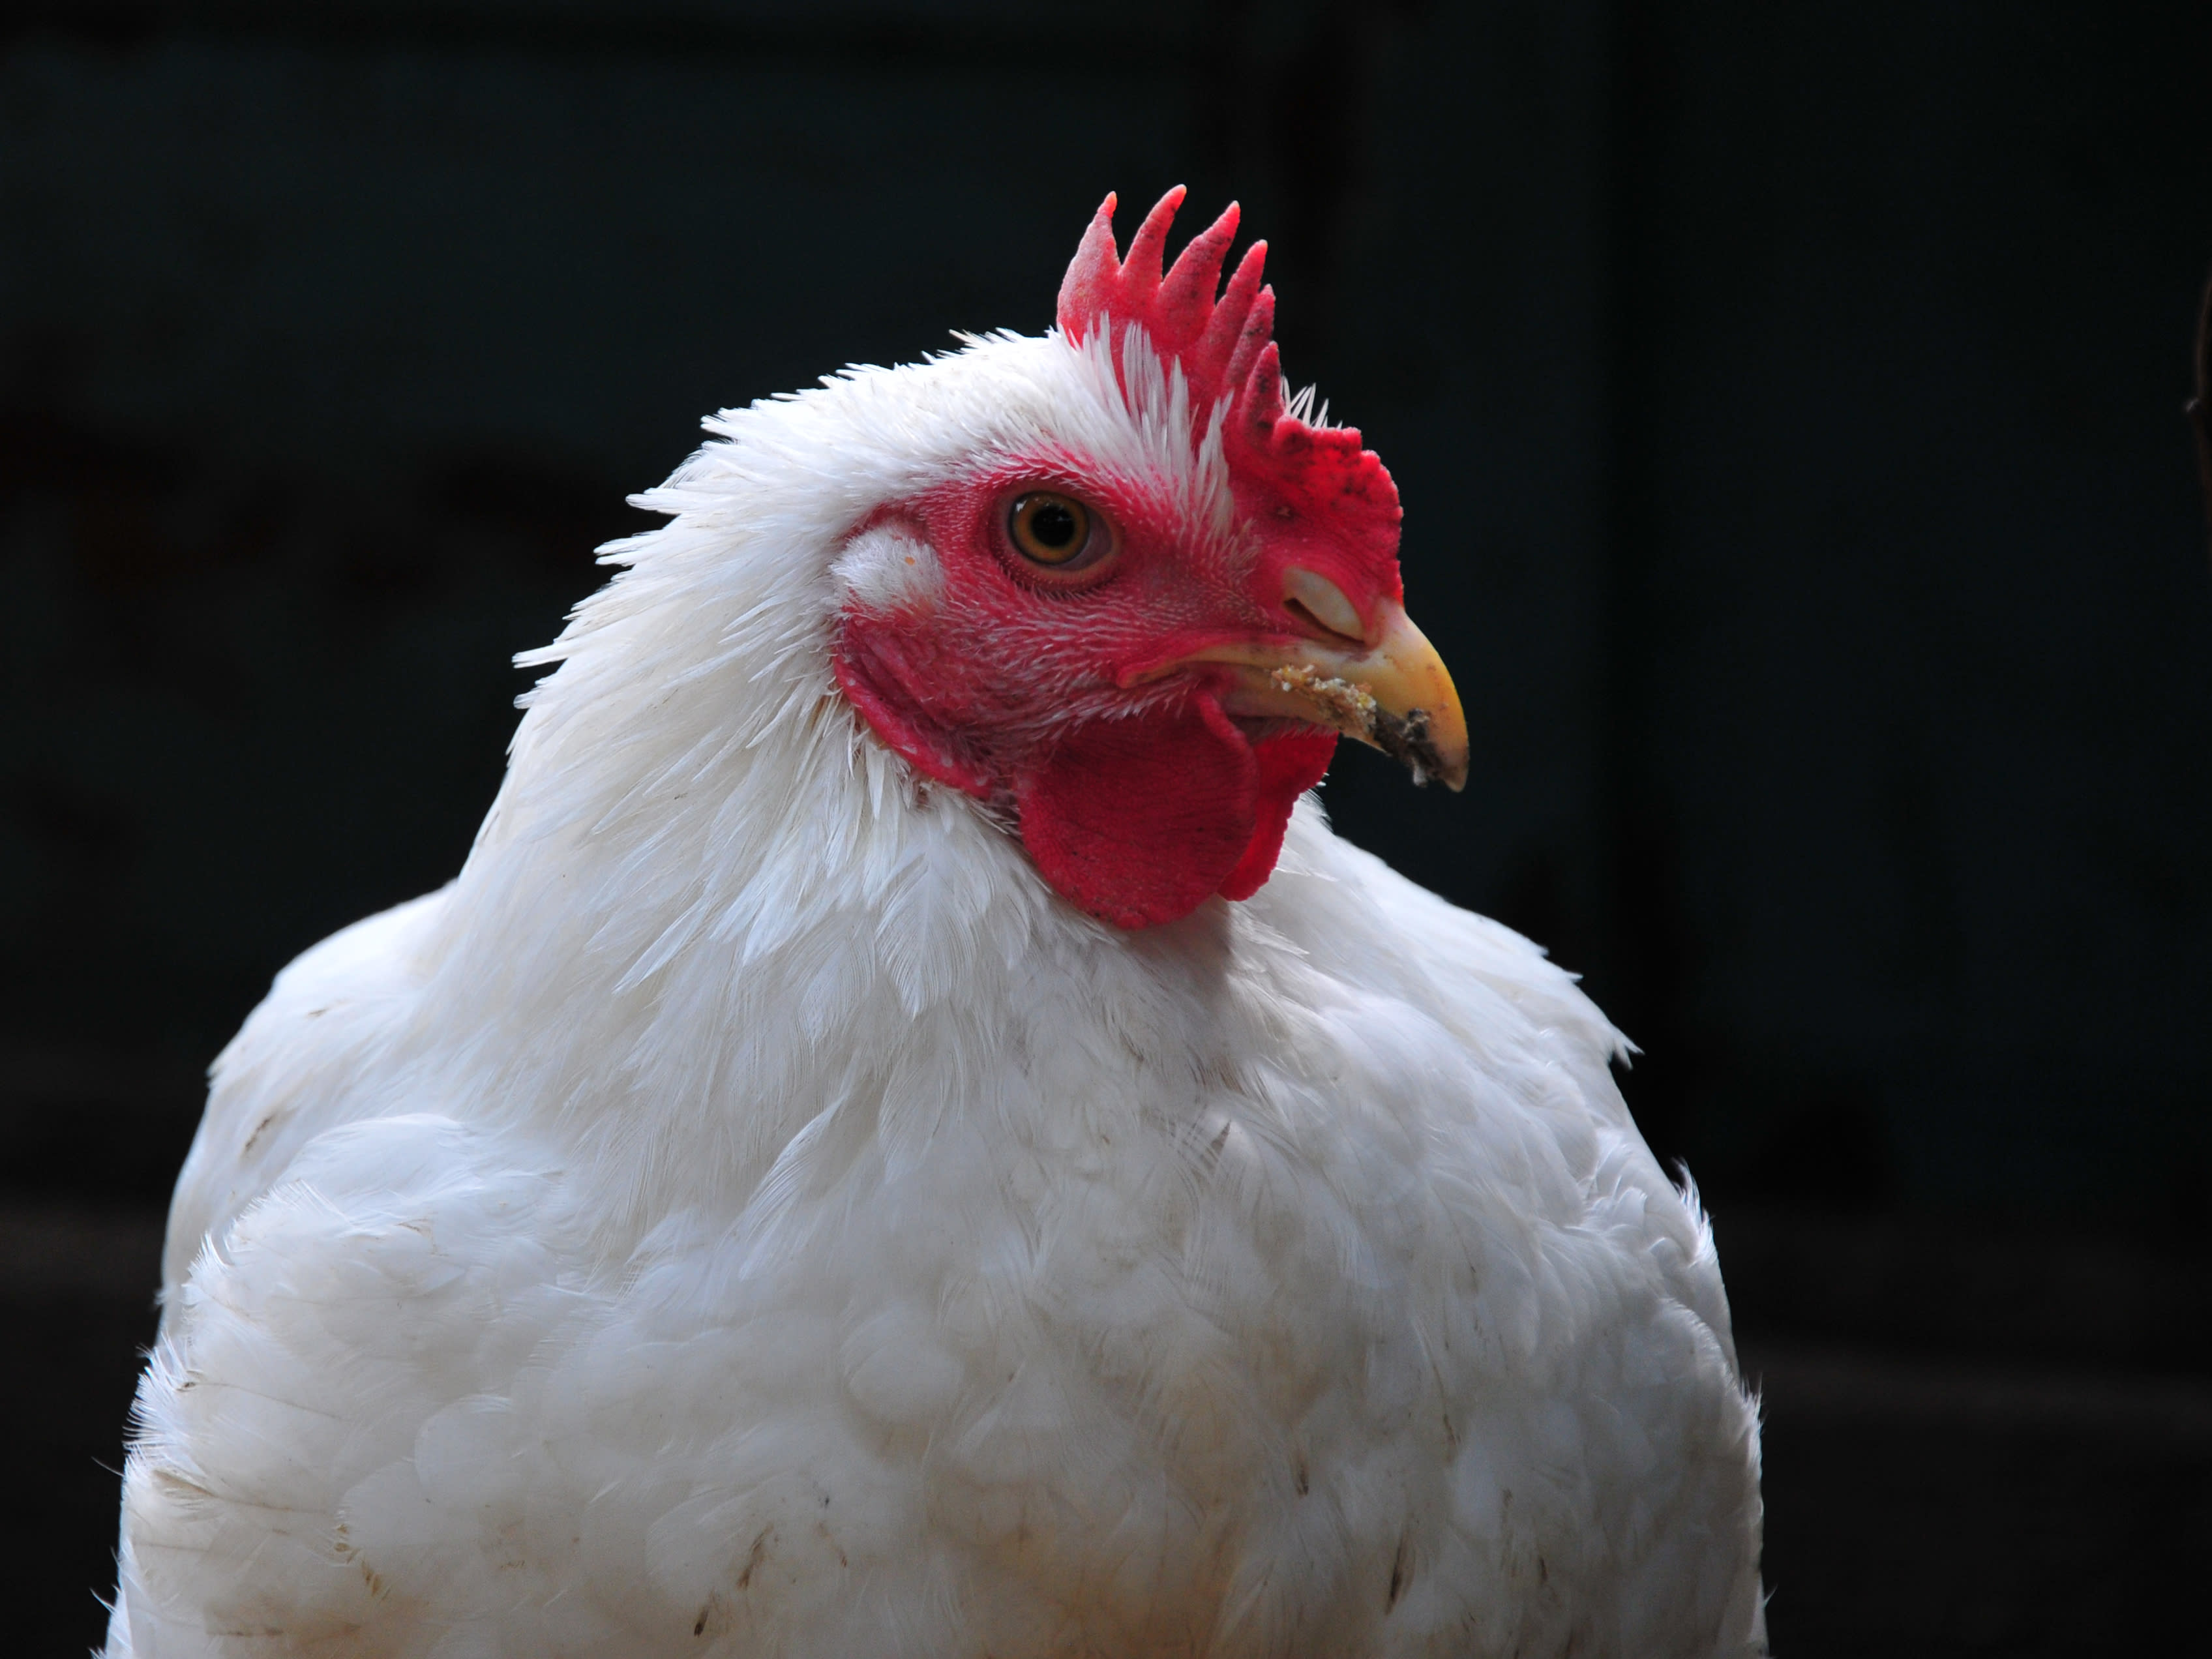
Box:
(106, 209), (1766, 1658)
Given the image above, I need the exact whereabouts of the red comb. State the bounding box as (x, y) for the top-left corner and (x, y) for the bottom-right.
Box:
(1056, 188), (1401, 563)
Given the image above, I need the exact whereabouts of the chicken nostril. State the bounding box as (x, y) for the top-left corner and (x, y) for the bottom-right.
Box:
(1284, 597), (1359, 644)
(1282, 567), (1367, 644)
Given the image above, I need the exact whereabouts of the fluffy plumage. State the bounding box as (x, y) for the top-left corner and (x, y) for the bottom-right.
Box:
(104, 193), (1766, 1658)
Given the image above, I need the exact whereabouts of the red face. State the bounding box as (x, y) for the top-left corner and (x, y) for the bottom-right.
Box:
(831, 444), (1454, 930)
(833, 189), (1467, 930)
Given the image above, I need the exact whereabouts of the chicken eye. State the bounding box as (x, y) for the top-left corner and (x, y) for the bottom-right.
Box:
(1007, 491), (1114, 573)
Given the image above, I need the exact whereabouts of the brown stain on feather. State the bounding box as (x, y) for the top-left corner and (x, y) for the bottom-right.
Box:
(735, 1525), (771, 1590)
(1386, 1529), (1410, 1611)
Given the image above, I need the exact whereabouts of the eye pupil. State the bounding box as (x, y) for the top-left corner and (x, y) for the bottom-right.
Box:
(1030, 502), (1077, 548)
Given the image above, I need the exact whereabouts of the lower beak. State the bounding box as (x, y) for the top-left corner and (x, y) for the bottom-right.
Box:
(1160, 603), (1470, 792)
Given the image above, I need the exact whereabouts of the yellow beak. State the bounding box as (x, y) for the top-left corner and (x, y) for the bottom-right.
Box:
(1156, 601), (1470, 792)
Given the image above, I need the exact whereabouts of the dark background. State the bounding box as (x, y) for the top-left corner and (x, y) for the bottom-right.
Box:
(6, 2), (2211, 1652)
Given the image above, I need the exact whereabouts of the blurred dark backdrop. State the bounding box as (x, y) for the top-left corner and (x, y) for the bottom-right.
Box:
(5, 2), (2210, 1653)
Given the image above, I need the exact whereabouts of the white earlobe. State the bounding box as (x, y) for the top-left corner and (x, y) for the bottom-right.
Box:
(833, 524), (943, 613)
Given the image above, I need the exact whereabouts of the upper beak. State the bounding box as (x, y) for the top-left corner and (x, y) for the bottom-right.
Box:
(1145, 599), (1470, 792)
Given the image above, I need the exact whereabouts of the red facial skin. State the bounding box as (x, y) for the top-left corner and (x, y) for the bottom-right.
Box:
(831, 453), (1392, 929)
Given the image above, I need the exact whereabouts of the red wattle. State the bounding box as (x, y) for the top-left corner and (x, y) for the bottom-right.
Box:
(1015, 697), (1256, 930)
(1219, 726), (1337, 901)
(1014, 699), (1334, 929)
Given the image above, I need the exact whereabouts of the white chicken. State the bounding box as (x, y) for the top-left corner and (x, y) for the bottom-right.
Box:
(105, 189), (1766, 1658)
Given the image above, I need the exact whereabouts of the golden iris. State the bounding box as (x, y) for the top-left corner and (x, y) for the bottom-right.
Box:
(1008, 492), (1094, 566)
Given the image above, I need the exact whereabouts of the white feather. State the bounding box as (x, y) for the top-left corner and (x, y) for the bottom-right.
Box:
(108, 325), (1765, 1658)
